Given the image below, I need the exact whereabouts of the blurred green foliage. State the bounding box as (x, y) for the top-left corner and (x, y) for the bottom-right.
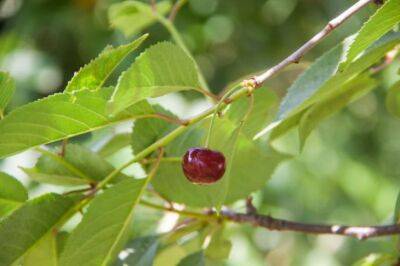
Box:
(0, 0), (399, 265)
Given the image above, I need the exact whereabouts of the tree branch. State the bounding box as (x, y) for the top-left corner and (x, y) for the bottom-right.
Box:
(139, 198), (400, 240)
(221, 210), (400, 240)
(244, 0), (375, 88)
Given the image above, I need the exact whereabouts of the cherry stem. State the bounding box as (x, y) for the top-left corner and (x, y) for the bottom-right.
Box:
(141, 147), (164, 191)
(204, 84), (241, 148)
(194, 87), (220, 102)
(58, 139), (68, 157)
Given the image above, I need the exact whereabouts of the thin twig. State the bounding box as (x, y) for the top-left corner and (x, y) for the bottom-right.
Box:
(243, 0), (375, 88)
(59, 139), (68, 157)
(139, 199), (213, 221)
(150, 0), (157, 12)
(62, 186), (93, 196)
(155, 14), (211, 92)
(169, 0), (188, 21)
(370, 46), (400, 74)
(195, 87), (220, 102)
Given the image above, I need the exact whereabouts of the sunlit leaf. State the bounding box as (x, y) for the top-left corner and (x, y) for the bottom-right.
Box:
(109, 0), (171, 37)
(23, 232), (58, 266)
(0, 193), (75, 265)
(0, 87), (153, 159)
(340, 0), (400, 70)
(22, 144), (129, 186)
(0, 172), (27, 217)
(65, 35), (148, 93)
(107, 42), (200, 115)
(59, 179), (146, 266)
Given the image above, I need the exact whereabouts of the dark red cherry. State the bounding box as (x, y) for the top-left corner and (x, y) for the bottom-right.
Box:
(182, 147), (226, 184)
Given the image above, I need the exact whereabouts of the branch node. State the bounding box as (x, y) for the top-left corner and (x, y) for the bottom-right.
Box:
(326, 22), (335, 31)
(223, 97), (233, 105)
(181, 119), (190, 126)
(293, 58), (301, 64)
(242, 77), (261, 92)
(245, 197), (257, 215)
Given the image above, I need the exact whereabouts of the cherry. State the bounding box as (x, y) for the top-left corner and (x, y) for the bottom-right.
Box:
(182, 147), (226, 184)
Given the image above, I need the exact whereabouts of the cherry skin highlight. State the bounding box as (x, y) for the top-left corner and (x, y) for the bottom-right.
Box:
(182, 147), (226, 184)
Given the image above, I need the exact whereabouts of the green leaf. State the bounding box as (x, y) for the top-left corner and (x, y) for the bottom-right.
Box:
(0, 193), (75, 265)
(98, 133), (131, 157)
(0, 172), (27, 217)
(226, 88), (278, 139)
(21, 167), (91, 187)
(65, 35), (148, 93)
(0, 87), (153, 159)
(278, 42), (343, 121)
(115, 236), (159, 266)
(385, 80), (400, 117)
(177, 251), (205, 266)
(107, 42), (200, 115)
(22, 144), (129, 186)
(298, 74), (378, 148)
(340, 0), (400, 70)
(56, 231), (69, 257)
(263, 32), (400, 141)
(154, 245), (187, 266)
(353, 253), (397, 266)
(109, 0), (171, 37)
(131, 105), (175, 154)
(59, 179), (146, 266)
(23, 232), (58, 266)
(163, 221), (206, 245)
(205, 227), (232, 261)
(0, 72), (15, 117)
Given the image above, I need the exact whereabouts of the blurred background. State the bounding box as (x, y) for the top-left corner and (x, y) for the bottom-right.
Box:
(0, 0), (399, 265)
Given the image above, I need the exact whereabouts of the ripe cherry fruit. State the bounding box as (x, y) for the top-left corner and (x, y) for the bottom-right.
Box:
(182, 147), (226, 184)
